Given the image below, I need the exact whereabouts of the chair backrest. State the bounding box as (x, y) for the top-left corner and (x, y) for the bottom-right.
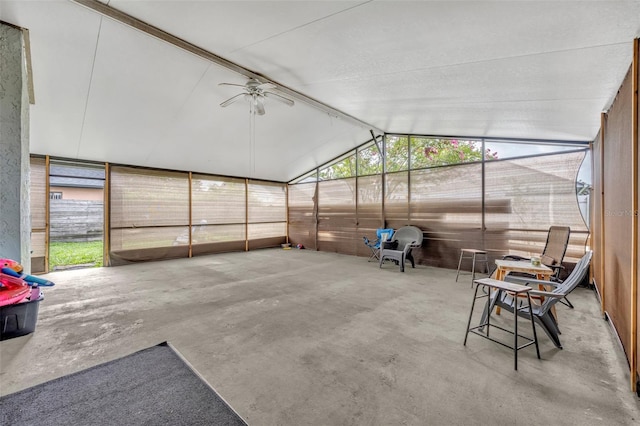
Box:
(541, 226), (570, 267)
(377, 228), (394, 242)
(540, 250), (592, 313)
(392, 226), (423, 249)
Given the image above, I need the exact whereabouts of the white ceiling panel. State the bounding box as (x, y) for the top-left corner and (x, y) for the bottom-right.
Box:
(145, 65), (370, 181)
(383, 99), (600, 141)
(0, 0), (101, 158)
(226, 1), (639, 142)
(317, 42), (631, 139)
(2, 0), (640, 181)
(108, 0), (363, 58)
(250, 104), (370, 180)
(77, 17), (213, 165)
(228, 1), (640, 86)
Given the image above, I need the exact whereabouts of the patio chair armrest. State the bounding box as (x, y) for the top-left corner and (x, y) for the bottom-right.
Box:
(528, 289), (565, 298)
(504, 275), (561, 288)
(401, 241), (418, 253)
(546, 264), (565, 272)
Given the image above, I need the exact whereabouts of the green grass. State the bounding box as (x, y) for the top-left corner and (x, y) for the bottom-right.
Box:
(49, 241), (104, 269)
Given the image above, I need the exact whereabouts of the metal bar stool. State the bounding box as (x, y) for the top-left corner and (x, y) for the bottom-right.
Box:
(464, 278), (540, 371)
(456, 249), (489, 287)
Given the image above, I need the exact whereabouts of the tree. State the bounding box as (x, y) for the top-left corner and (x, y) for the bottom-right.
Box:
(318, 137), (498, 180)
(409, 137), (497, 169)
(319, 153), (357, 180)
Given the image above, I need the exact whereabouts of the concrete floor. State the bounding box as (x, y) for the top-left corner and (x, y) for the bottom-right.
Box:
(1, 249), (639, 425)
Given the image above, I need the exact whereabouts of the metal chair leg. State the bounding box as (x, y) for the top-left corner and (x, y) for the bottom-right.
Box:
(463, 283), (482, 346)
(559, 296), (574, 309)
(470, 253), (477, 288)
(455, 250), (464, 282)
(527, 293), (541, 360)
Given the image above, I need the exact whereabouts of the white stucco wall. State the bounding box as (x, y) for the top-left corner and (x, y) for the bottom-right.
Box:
(0, 23), (31, 272)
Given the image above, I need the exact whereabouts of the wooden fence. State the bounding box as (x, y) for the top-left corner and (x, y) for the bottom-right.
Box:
(50, 199), (103, 242)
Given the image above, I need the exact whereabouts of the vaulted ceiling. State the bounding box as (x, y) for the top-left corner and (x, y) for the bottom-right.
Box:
(2, 1), (639, 182)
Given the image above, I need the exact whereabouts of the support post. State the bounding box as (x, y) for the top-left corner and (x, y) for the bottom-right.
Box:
(314, 171), (319, 250)
(381, 135), (386, 228)
(188, 171), (193, 258)
(245, 178), (249, 251)
(630, 37), (639, 392)
(45, 156), (50, 272)
(0, 23), (31, 270)
(285, 185), (289, 245)
(600, 112), (606, 315)
(103, 162), (110, 267)
(481, 139), (486, 251)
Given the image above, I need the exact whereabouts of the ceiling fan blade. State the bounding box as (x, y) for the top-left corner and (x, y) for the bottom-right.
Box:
(255, 98), (266, 115)
(218, 82), (246, 88)
(265, 91), (295, 107)
(257, 82), (276, 90)
(220, 93), (246, 107)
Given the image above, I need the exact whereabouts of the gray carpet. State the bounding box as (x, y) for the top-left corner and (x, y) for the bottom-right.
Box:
(0, 342), (247, 426)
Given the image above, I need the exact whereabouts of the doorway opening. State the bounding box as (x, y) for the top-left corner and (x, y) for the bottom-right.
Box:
(49, 160), (105, 270)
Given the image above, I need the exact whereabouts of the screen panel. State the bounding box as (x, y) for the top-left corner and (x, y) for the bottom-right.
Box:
(602, 67), (633, 362)
(109, 166), (189, 265)
(29, 156), (47, 273)
(191, 174), (245, 255)
(288, 182), (317, 250)
(248, 180), (286, 249)
(484, 150), (588, 262)
(317, 178), (357, 255)
(384, 171), (408, 230)
(357, 175), (382, 257)
(410, 163), (482, 268)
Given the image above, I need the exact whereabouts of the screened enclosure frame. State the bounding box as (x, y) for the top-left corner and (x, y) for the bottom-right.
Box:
(29, 156), (288, 271)
(288, 133), (591, 269)
(108, 166), (287, 265)
(29, 133), (590, 272)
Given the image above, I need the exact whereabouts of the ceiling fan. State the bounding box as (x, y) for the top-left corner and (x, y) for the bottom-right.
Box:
(219, 78), (295, 115)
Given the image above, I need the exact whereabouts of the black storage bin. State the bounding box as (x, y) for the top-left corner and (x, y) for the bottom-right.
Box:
(0, 295), (43, 340)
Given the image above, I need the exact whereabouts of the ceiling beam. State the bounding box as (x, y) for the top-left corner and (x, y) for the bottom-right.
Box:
(69, 0), (384, 134)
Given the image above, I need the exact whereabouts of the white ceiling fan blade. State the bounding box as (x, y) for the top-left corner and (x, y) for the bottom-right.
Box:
(257, 82), (276, 90)
(220, 93), (246, 107)
(255, 98), (266, 115)
(265, 91), (295, 107)
(218, 82), (246, 88)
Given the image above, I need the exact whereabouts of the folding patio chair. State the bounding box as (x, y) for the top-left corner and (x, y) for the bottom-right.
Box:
(503, 226), (570, 279)
(481, 251), (592, 349)
(363, 228), (394, 262)
(502, 226), (573, 308)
